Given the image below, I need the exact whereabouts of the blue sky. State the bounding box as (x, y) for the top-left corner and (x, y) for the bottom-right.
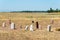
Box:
(0, 0), (60, 12)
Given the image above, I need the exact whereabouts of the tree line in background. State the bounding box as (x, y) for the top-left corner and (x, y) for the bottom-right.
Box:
(47, 8), (60, 13)
(11, 8), (60, 13)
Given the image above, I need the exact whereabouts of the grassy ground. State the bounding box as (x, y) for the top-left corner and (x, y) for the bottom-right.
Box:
(0, 12), (60, 40)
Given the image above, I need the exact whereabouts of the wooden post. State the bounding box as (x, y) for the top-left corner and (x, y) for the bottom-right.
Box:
(36, 21), (39, 29)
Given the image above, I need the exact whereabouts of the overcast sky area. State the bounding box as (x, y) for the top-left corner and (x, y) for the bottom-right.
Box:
(0, 0), (60, 12)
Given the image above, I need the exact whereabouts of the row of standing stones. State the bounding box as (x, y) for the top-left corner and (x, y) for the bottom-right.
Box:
(2, 19), (54, 32)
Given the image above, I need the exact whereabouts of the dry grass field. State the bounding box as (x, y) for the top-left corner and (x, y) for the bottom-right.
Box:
(0, 12), (60, 40)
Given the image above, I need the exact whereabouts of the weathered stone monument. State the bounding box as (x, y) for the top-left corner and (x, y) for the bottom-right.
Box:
(6, 19), (11, 25)
(50, 18), (54, 24)
(2, 22), (6, 27)
(36, 21), (39, 29)
(25, 25), (29, 31)
(47, 25), (51, 32)
(30, 24), (33, 31)
(39, 25), (42, 29)
(10, 22), (15, 29)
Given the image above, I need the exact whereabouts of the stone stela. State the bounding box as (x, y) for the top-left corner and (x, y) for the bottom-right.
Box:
(47, 25), (51, 32)
(30, 24), (34, 31)
(2, 22), (6, 27)
(10, 22), (15, 29)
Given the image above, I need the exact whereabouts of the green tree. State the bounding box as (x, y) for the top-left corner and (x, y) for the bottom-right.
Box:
(47, 8), (55, 13)
(55, 8), (59, 12)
